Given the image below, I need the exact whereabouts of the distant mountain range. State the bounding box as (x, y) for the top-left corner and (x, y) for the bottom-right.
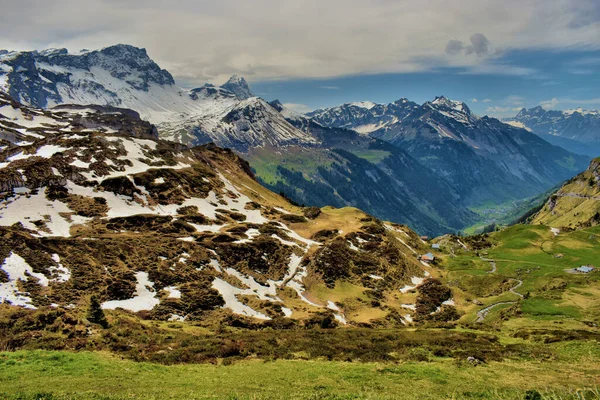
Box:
(0, 44), (589, 235)
(505, 107), (600, 157)
(310, 97), (589, 205)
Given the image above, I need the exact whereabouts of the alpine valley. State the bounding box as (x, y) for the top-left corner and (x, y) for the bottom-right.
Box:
(1, 44), (600, 400)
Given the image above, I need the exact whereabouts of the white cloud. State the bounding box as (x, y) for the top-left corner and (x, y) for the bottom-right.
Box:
(482, 99), (492, 103)
(486, 106), (512, 113)
(282, 103), (312, 114)
(320, 86), (339, 90)
(540, 98), (560, 109)
(505, 95), (525, 106)
(0, 0), (598, 84)
(471, 98), (478, 103)
(540, 97), (600, 110)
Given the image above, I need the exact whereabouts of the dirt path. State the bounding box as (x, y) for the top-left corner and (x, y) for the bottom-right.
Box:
(480, 257), (497, 273)
(475, 256), (523, 322)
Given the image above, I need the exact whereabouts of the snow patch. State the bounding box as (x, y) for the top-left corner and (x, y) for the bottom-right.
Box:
(102, 271), (159, 312)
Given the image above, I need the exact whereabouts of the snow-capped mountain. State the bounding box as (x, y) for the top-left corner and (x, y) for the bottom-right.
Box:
(0, 45), (316, 152)
(308, 99), (419, 134)
(0, 90), (436, 327)
(221, 74), (253, 100)
(308, 96), (589, 204)
(506, 106), (600, 157)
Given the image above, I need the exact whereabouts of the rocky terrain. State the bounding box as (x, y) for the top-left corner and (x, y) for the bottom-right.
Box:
(0, 91), (453, 327)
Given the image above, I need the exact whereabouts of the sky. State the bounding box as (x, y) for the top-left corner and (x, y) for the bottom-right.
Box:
(0, 0), (598, 117)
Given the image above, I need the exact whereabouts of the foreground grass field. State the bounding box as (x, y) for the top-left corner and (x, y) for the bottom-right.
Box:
(1, 347), (599, 400)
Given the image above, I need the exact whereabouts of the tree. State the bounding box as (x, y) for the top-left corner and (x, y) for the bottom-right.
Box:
(87, 295), (109, 328)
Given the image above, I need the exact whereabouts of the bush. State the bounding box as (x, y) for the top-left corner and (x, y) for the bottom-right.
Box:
(406, 347), (431, 362)
(87, 295), (109, 328)
(303, 206), (322, 219)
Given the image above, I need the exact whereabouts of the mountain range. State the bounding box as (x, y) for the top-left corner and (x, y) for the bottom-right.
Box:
(0, 44), (589, 235)
(505, 107), (600, 157)
(309, 97), (589, 205)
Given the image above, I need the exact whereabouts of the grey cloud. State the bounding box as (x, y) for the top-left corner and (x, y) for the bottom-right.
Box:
(445, 40), (464, 55)
(447, 33), (491, 57)
(0, 1), (598, 83)
(467, 33), (490, 56)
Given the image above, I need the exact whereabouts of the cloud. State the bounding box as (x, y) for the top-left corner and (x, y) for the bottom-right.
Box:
(319, 86), (339, 90)
(471, 98), (478, 103)
(482, 99), (492, 103)
(446, 33), (491, 57)
(486, 106), (512, 113)
(540, 98), (560, 109)
(0, 0), (598, 84)
(540, 97), (600, 110)
(466, 33), (490, 56)
(505, 95), (525, 106)
(283, 103), (312, 114)
(445, 40), (464, 55)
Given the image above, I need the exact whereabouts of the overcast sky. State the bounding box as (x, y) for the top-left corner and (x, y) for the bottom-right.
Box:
(0, 0), (598, 117)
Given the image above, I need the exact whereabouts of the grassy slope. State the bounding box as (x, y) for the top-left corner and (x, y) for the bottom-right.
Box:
(440, 224), (600, 326)
(533, 158), (600, 227)
(1, 348), (599, 400)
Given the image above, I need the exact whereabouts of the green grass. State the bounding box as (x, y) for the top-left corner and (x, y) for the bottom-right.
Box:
(247, 147), (333, 185)
(441, 224), (600, 323)
(521, 298), (582, 319)
(464, 191), (553, 235)
(1, 350), (599, 400)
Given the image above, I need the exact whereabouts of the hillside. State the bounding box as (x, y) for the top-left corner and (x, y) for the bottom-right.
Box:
(532, 157), (600, 228)
(1, 91), (599, 400)
(0, 91), (452, 328)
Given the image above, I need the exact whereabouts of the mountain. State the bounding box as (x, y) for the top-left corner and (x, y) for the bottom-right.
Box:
(0, 91), (451, 327)
(0, 45), (482, 235)
(506, 107), (600, 157)
(310, 96), (589, 205)
(249, 100), (477, 235)
(0, 45), (317, 151)
(308, 99), (419, 134)
(221, 74), (253, 100)
(532, 157), (600, 228)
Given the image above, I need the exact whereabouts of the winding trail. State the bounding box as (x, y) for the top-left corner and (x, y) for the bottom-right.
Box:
(480, 257), (497, 274)
(476, 301), (516, 322)
(475, 256), (524, 322)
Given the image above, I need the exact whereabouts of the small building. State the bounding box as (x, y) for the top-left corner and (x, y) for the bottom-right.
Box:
(420, 236), (429, 241)
(431, 244), (441, 250)
(576, 266), (595, 274)
(420, 253), (435, 263)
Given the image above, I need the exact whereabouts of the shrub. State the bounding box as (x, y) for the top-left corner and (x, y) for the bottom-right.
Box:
(87, 295), (109, 328)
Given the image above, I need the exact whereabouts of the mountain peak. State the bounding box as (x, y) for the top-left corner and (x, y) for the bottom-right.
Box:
(221, 75), (253, 100)
(430, 96), (471, 115)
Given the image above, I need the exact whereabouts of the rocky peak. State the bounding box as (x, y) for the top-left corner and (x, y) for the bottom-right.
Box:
(430, 96), (471, 114)
(268, 99), (284, 112)
(221, 75), (253, 100)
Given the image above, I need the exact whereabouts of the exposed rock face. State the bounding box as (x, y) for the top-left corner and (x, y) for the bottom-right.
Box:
(220, 74), (253, 100)
(0, 45), (175, 108)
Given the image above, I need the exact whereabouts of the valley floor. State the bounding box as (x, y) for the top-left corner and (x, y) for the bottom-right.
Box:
(0, 347), (599, 400)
